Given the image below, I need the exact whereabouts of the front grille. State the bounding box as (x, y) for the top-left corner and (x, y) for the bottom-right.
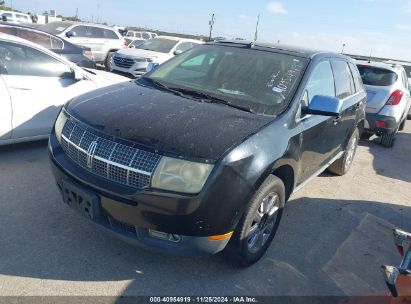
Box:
(61, 118), (161, 189)
(113, 56), (134, 69)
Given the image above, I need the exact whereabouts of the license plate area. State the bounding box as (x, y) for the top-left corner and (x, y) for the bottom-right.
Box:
(62, 179), (100, 220)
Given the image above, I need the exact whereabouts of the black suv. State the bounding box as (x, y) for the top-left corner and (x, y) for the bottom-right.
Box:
(49, 41), (366, 266)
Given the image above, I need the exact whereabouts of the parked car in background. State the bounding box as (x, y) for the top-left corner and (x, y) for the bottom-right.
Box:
(357, 61), (410, 147)
(0, 33), (129, 145)
(38, 21), (127, 69)
(0, 22), (96, 68)
(0, 11), (32, 24)
(385, 60), (411, 119)
(124, 30), (157, 44)
(49, 41), (365, 266)
(111, 36), (202, 78)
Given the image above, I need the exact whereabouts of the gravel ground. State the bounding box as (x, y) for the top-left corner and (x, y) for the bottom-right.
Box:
(0, 122), (410, 298)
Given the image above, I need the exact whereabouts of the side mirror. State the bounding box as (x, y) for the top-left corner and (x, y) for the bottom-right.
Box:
(174, 49), (183, 56)
(2, 16), (7, 22)
(65, 31), (76, 38)
(129, 44), (136, 49)
(146, 62), (159, 73)
(302, 95), (343, 117)
(72, 68), (84, 81)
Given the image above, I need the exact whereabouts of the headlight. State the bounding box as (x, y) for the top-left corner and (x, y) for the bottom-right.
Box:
(151, 157), (214, 194)
(134, 58), (153, 63)
(54, 110), (67, 143)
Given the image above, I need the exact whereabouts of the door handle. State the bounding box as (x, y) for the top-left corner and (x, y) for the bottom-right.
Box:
(333, 116), (341, 125)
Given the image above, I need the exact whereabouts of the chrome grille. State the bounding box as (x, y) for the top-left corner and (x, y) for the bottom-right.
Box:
(113, 56), (134, 69)
(61, 118), (161, 189)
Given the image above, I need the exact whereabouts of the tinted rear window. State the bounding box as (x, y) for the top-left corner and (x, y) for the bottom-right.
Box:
(357, 65), (398, 86)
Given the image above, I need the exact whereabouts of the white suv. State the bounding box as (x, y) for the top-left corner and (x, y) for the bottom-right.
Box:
(1, 11), (32, 24)
(125, 30), (157, 44)
(111, 36), (202, 78)
(38, 21), (127, 69)
(357, 61), (411, 147)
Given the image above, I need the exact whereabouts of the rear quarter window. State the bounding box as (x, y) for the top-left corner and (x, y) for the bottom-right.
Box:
(348, 62), (364, 92)
(103, 29), (119, 39)
(357, 65), (398, 86)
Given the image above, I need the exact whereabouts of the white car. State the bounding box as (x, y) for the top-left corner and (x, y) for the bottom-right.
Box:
(385, 60), (411, 119)
(124, 30), (157, 44)
(357, 61), (411, 147)
(0, 33), (129, 145)
(1, 11), (32, 24)
(38, 21), (127, 68)
(111, 36), (203, 78)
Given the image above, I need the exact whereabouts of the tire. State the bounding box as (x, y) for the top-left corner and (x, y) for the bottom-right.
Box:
(226, 175), (285, 267)
(381, 132), (396, 148)
(328, 128), (359, 176)
(105, 52), (115, 71)
(399, 119), (406, 131)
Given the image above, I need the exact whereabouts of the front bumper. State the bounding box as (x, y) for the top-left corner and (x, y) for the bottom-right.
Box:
(48, 134), (235, 256)
(112, 61), (149, 78)
(365, 113), (398, 134)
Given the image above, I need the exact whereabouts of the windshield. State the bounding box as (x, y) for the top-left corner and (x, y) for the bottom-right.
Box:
(357, 65), (398, 86)
(38, 22), (72, 35)
(144, 44), (308, 115)
(136, 38), (178, 53)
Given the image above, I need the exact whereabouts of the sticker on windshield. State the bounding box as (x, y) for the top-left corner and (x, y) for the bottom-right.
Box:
(266, 60), (304, 96)
(56, 27), (65, 31)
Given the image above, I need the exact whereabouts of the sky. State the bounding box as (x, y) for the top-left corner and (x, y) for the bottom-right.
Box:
(7, 0), (411, 61)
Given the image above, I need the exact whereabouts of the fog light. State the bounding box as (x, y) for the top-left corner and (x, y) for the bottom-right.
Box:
(149, 229), (182, 243)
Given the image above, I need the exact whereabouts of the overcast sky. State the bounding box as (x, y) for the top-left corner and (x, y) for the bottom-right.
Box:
(8, 0), (411, 61)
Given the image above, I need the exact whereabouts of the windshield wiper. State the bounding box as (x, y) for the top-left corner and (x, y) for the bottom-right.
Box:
(167, 87), (255, 113)
(140, 77), (197, 100)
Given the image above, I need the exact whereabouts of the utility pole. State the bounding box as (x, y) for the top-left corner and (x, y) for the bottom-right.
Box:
(97, 2), (100, 23)
(208, 13), (215, 42)
(75, 8), (78, 20)
(341, 43), (346, 54)
(254, 14), (260, 42)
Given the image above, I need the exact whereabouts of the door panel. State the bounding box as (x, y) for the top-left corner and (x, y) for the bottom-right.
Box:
(0, 76), (12, 140)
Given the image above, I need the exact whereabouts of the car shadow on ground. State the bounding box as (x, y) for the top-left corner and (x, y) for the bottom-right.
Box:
(358, 130), (411, 184)
(0, 141), (409, 296)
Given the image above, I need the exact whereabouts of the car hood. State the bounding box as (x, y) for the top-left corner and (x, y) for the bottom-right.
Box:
(65, 81), (274, 162)
(116, 48), (171, 63)
(85, 69), (130, 87)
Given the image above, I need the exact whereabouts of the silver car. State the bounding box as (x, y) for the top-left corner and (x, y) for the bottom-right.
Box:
(38, 21), (127, 69)
(357, 61), (411, 147)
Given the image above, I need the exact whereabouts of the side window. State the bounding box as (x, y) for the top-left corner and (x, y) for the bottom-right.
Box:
(331, 60), (354, 99)
(50, 36), (64, 49)
(71, 26), (88, 38)
(175, 42), (194, 53)
(142, 32), (150, 40)
(135, 33), (142, 38)
(103, 29), (119, 39)
(348, 62), (363, 92)
(0, 41), (72, 78)
(90, 27), (105, 38)
(305, 60), (335, 105)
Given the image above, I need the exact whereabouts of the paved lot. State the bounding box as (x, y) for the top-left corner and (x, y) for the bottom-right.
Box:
(0, 123), (410, 297)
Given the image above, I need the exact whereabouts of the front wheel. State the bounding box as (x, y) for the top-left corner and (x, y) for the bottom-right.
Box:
(105, 52), (115, 71)
(226, 175), (285, 267)
(328, 128), (359, 176)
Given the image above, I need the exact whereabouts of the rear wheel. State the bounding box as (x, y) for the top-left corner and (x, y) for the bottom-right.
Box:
(381, 131), (396, 148)
(328, 128), (359, 176)
(399, 119), (406, 131)
(226, 175), (285, 267)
